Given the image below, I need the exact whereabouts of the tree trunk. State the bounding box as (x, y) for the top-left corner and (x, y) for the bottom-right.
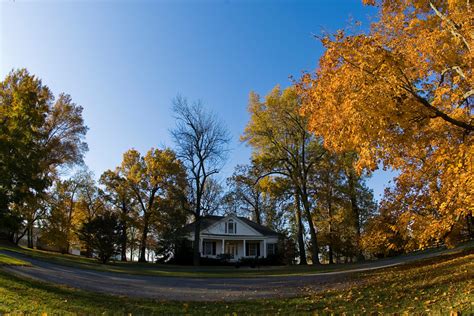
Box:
(138, 212), (149, 263)
(327, 184), (334, 264)
(9, 232), (15, 244)
(467, 214), (474, 239)
(300, 190), (320, 265)
(193, 216), (201, 266)
(295, 194), (307, 265)
(328, 245), (334, 264)
(120, 202), (128, 261)
(348, 171), (364, 262)
(27, 225), (33, 248)
(328, 218), (334, 264)
(121, 220), (127, 261)
(64, 232), (71, 254)
(15, 227), (27, 245)
(254, 202), (262, 225)
(192, 187), (203, 266)
(85, 245), (93, 258)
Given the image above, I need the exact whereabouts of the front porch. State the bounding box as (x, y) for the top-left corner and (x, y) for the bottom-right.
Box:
(199, 237), (275, 261)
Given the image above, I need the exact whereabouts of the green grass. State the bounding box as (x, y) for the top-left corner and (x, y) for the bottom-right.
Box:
(1, 240), (472, 278)
(302, 249), (473, 314)
(0, 253), (31, 266)
(0, 248), (472, 314)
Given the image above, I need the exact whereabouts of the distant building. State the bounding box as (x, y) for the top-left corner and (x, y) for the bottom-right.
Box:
(16, 228), (81, 256)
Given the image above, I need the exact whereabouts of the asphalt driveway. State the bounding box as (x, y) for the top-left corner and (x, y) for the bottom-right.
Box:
(0, 247), (464, 301)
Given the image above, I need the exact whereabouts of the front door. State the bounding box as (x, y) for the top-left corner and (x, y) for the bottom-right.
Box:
(225, 242), (238, 259)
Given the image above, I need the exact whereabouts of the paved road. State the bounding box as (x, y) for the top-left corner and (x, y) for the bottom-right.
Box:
(0, 247), (465, 301)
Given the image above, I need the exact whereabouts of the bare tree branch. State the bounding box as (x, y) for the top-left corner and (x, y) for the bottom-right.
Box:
(429, 2), (471, 52)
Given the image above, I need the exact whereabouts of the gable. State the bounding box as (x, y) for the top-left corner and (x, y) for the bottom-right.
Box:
(202, 215), (263, 236)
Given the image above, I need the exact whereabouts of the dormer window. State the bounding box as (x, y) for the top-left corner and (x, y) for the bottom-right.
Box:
(226, 219), (236, 234)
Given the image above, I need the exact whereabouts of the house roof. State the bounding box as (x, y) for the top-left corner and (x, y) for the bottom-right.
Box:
(182, 215), (281, 237)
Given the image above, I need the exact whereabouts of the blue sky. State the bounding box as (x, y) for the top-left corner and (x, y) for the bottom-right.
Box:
(1, 0), (394, 200)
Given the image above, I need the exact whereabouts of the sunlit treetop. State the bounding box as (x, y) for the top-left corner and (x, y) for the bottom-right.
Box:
(297, 0), (473, 247)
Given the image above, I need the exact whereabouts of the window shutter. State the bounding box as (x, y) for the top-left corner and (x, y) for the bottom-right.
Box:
(245, 244), (249, 256)
(212, 242), (216, 255)
(235, 223), (237, 234)
(225, 223), (227, 234)
(257, 243), (260, 257)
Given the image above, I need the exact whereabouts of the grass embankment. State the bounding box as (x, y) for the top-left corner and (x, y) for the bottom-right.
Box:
(0, 248), (472, 314)
(1, 240), (472, 278)
(0, 253), (30, 266)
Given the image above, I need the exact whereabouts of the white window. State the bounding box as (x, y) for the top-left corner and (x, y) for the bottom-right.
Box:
(267, 243), (276, 255)
(226, 220), (236, 234)
(203, 241), (215, 255)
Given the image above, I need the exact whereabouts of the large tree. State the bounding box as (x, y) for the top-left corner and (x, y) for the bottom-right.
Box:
(313, 152), (376, 263)
(11, 195), (45, 248)
(0, 69), (87, 239)
(75, 172), (106, 257)
(41, 175), (85, 254)
(119, 148), (187, 262)
(242, 86), (325, 264)
(298, 0), (472, 248)
(171, 96), (230, 266)
(100, 169), (136, 261)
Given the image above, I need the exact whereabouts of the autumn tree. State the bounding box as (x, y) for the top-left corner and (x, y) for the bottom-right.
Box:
(99, 169), (137, 261)
(41, 175), (85, 253)
(313, 152), (376, 263)
(151, 185), (190, 263)
(340, 153), (377, 260)
(72, 172), (107, 257)
(298, 0), (473, 249)
(292, 189), (307, 264)
(11, 195), (45, 248)
(361, 206), (405, 258)
(0, 69), (87, 240)
(119, 148), (187, 262)
(171, 96), (230, 266)
(312, 153), (345, 264)
(261, 178), (292, 233)
(76, 172), (104, 222)
(242, 86), (325, 264)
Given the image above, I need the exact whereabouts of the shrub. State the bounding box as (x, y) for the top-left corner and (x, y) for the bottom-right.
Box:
(78, 213), (121, 264)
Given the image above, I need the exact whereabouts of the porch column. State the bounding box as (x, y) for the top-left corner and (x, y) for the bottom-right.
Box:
(263, 239), (267, 258)
(243, 239), (246, 257)
(222, 239), (225, 254)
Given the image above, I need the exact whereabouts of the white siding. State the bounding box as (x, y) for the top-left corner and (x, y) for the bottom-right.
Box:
(203, 216), (262, 236)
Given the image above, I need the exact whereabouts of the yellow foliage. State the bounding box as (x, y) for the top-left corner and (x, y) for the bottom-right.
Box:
(298, 0), (473, 249)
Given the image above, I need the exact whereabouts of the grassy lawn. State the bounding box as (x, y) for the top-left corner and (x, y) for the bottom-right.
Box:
(0, 248), (472, 314)
(1, 240), (472, 278)
(0, 253), (31, 266)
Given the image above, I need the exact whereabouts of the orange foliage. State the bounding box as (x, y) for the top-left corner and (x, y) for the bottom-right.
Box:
(297, 0), (473, 249)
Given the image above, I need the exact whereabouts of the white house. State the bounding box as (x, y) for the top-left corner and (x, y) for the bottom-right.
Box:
(183, 214), (281, 261)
